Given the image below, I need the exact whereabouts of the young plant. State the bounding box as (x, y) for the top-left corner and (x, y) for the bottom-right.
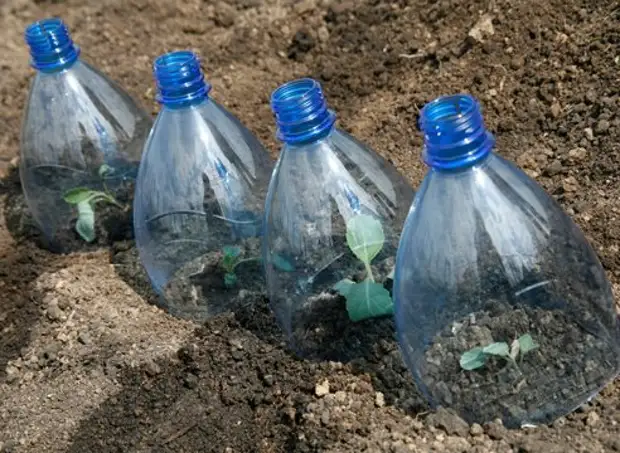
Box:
(459, 333), (539, 372)
(220, 245), (243, 288)
(63, 165), (124, 242)
(333, 214), (393, 322)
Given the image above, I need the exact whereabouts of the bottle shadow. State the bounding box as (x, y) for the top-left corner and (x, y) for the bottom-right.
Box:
(0, 169), (76, 382)
(64, 312), (427, 453)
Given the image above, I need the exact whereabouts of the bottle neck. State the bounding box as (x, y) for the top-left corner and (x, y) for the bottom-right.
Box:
(419, 94), (495, 171)
(154, 50), (211, 109)
(271, 78), (336, 146)
(25, 18), (80, 73)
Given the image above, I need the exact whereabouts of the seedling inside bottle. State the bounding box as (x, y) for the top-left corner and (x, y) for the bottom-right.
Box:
(333, 214), (393, 322)
(221, 245), (294, 288)
(459, 334), (539, 372)
(62, 164), (125, 242)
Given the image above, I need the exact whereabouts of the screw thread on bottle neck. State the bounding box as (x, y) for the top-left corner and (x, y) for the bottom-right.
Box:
(419, 94), (495, 171)
(271, 78), (336, 146)
(154, 50), (211, 108)
(24, 18), (80, 73)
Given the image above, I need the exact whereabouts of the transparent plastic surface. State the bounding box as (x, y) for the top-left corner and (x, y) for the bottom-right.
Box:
(134, 98), (274, 321)
(394, 95), (620, 428)
(264, 126), (414, 359)
(20, 56), (152, 251)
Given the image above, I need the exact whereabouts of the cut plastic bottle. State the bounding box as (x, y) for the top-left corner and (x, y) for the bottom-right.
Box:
(133, 50), (274, 321)
(263, 78), (415, 360)
(393, 93), (620, 427)
(20, 18), (152, 252)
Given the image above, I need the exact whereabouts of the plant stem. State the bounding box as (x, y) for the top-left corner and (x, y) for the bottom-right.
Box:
(233, 256), (260, 271)
(364, 262), (375, 282)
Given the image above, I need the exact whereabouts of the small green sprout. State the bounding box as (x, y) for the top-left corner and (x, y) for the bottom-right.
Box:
(62, 164), (124, 242)
(333, 214), (393, 322)
(221, 245), (243, 288)
(459, 334), (539, 372)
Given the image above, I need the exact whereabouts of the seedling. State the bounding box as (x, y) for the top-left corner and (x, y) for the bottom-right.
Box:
(220, 246), (295, 288)
(220, 245), (244, 288)
(62, 164), (125, 242)
(459, 333), (539, 372)
(333, 214), (393, 322)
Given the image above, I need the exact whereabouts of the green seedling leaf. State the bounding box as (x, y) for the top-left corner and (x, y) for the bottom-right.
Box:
(460, 347), (486, 370)
(345, 279), (393, 322)
(223, 245), (242, 258)
(98, 164), (115, 178)
(333, 278), (355, 297)
(75, 201), (95, 242)
(272, 254), (294, 272)
(63, 188), (104, 205)
(518, 334), (538, 355)
(346, 214), (385, 266)
(482, 342), (510, 358)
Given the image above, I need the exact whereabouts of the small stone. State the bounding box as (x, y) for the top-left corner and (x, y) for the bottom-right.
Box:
(262, 374), (274, 387)
(214, 2), (236, 27)
(510, 56), (524, 70)
(470, 423), (484, 436)
(426, 408), (469, 437)
(315, 379), (330, 397)
(46, 303), (65, 322)
(144, 359), (161, 377)
(550, 102), (561, 118)
(586, 410), (600, 427)
(77, 332), (91, 345)
(484, 420), (507, 440)
(468, 14), (494, 43)
(585, 89), (598, 104)
(444, 436), (471, 450)
(293, 0), (315, 14)
(568, 147), (587, 162)
(231, 349), (243, 361)
(584, 127), (594, 141)
(562, 176), (579, 192)
(595, 119), (610, 134)
(184, 373), (199, 389)
(317, 25), (330, 43)
(375, 391), (385, 408)
(5, 365), (19, 384)
(320, 410), (330, 425)
(546, 160), (563, 176)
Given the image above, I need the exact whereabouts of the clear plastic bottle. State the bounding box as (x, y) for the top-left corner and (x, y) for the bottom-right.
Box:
(263, 78), (415, 360)
(133, 50), (274, 321)
(20, 18), (152, 252)
(393, 94), (620, 427)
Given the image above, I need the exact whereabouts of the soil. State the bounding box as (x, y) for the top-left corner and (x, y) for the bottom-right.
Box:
(423, 306), (619, 428)
(1, 0), (619, 452)
(5, 165), (137, 254)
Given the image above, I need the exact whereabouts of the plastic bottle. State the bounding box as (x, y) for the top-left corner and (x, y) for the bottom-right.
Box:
(20, 18), (152, 252)
(263, 78), (415, 360)
(393, 93), (620, 427)
(133, 50), (274, 321)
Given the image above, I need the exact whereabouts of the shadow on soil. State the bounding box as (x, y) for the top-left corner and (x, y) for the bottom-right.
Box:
(64, 313), (427, 453)
(0, 168), (75, 381)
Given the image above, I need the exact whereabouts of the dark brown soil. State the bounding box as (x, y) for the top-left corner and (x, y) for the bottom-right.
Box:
(424, 306), (619, 428)
(1, 0), (619, 452)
